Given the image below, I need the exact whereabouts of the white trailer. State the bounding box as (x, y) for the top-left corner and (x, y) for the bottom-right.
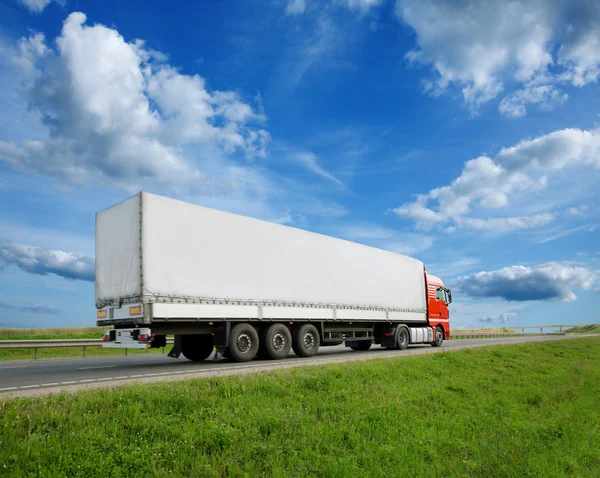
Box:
(97, 192), (451, 362)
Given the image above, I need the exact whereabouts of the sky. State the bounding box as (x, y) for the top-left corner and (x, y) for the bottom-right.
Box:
(0, 0), (599, 329)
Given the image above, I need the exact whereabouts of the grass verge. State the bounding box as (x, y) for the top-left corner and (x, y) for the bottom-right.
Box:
(0, 346), (166, 361)
(565, 324), (600, 334)
(1, 338), (599, 476)
(0, 327), (105, 341)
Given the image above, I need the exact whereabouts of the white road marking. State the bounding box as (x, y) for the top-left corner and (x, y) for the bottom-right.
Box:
(0, 387), (17, 391)
(78, 366), (118, 370)
(41, 383), (59, 387)
(59, 381), (77, 385)
(79, 379), (96, 383)
(20, 384), (40, 389)
(0, 365), (27, 370)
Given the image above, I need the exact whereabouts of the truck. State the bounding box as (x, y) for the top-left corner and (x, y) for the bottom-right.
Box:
(97, 192), (452, 362)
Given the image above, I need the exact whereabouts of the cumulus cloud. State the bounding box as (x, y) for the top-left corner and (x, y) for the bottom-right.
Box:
(498, 85), (568, 118)
(18, 0), (52, 14)
(396, 0), (600, 114)
(0, 302), (60, 315)
(0, 13), (270, 195)
(478, 312), (518, 324)
(0, 243), (94, 282)
(393, 127), (600, 232)
(457, 262), (598, 302)
(567, 205), (589, 216)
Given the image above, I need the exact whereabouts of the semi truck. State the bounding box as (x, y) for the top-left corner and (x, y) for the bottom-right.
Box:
(97, 192), (452, 362)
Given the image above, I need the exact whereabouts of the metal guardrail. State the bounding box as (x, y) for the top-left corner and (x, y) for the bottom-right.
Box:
(0, 338), (174, 359)
(450, 332), (564, 340)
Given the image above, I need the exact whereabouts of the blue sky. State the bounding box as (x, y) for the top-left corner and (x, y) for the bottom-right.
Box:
(0, 0), (599, 328)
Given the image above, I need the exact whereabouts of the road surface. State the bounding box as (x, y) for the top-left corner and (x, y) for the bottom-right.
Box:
(0, 334), (595, 397)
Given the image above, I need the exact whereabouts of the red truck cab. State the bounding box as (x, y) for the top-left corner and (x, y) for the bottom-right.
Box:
(426, 273), (451, 341)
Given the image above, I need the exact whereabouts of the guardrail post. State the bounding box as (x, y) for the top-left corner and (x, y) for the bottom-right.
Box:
(125, 348), (128, 356)
(83, 346), (86, 358)
(540, 327), (543, 333)
(34, 347), (38, 360)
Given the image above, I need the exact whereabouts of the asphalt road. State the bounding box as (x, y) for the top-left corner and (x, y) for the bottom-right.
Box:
(0, 334), (595, 397)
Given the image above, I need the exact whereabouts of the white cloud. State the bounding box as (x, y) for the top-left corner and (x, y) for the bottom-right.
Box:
(285, 0), (306, 15)
(536, 224), (596, 244)
(567, 205), (589, 216)
(478, 312), (518, 324)
(457, 262), (598, 302)
(291, 152), (344, 186)
(558, 0), (600, 87)
(335, 223), (434, 256)
(496, 128), (600, 171)
(0, 13), (270, 195)
(498, 85), (567, 118)
(11, 33), (50, 74)
(18, 0), (52, 14)
(0, 243), (94, 282)
(0, 302), (60, 315)
(339, 0), (384, 13)
(393, 127), (600, 232)
(396, 0), (600, 114)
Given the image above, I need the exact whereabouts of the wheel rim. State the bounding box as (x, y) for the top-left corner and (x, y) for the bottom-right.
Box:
(400, 331), (407, 347)
(237, 333), (252, 353)
(436, 329), (443, 344)
(272, 332), (286, 351)
(303, 332), (315, 349)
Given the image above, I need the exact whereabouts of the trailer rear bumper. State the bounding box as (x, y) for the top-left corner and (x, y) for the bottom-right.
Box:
(102, 327), (166, 349)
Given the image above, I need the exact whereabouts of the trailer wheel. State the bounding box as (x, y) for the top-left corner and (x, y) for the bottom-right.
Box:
(292, 324), (320, 357)
(181, 334), (214, 362)
(264, 323), (292, 360)
(431, 326), (444, 347)
(397, 327), (409, 350)
(349, 341), (372, 351)
(228, 324), (259, 362)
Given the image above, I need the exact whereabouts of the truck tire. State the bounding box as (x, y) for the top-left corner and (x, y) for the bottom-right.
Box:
(349, 341), (372, 351)
(181, 334), (214, 362)
(292, 324), (320, 357)
(228, 323), (259, 362)
(431, 326), (444, 347)
(397, 327), (409, 350)
(264, 323), (292, 360)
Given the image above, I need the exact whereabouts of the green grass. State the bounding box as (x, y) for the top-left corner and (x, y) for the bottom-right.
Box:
(1, 338), (599, 477)
(565, 324), (600, 334)
(0, 327), (106, 341)
(0, 346), (167, 361)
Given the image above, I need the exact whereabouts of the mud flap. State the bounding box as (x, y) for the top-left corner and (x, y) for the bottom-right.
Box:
(212, 322), (231, 361)
(167, 334), (182, 358)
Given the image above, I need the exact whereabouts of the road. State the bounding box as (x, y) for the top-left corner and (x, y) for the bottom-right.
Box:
(0, 334), (595, 397)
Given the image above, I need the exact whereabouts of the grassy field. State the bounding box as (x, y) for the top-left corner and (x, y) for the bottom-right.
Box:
(0, 326), (105, 341)
(565, 324), (600, 334)
(452, 327), (515, 334)
(1, 338), (598, 477)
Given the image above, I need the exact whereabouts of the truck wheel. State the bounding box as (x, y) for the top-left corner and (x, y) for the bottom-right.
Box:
(397, 327), (409, 350)
(228, 323), (259, 362)
(349, 341), (372, 351)
(181, 334), (214, 362)
(431, 326), (444, 347)
(264, 323), (292, 360)
(292, 324), (320, 357)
